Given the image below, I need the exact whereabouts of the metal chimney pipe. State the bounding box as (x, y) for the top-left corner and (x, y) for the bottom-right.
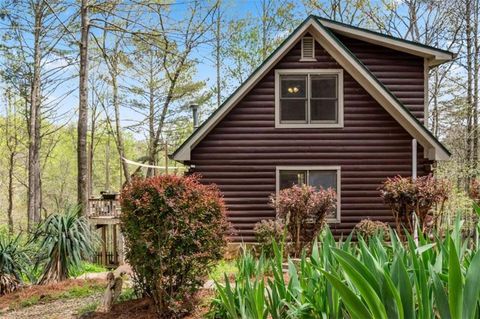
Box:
(190, 104), (199, 129)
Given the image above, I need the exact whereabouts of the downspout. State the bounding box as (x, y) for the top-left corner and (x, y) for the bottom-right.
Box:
(412, 139), (418, 245)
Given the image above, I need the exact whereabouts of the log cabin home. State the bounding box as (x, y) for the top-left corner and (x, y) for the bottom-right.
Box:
(171, 16), (455, 242)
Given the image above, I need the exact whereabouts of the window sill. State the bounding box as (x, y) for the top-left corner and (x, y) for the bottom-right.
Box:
(275, 122), (344, 129)
(326, 218), (341, 224)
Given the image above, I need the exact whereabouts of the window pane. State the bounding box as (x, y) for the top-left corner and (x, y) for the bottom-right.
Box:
(281, 76), (306, 98)
(279, 170), (306, 190)
(280, 99), (307, 122)
(309, 170), (337, 191)
(311, 75), (337, 98)
(311, 99), (337, 122)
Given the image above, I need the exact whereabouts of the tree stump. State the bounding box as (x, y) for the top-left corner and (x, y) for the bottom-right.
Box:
(97, 271), (123, 313)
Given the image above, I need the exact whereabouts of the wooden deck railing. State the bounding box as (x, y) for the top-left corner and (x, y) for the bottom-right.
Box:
(88, 198), (121, 218)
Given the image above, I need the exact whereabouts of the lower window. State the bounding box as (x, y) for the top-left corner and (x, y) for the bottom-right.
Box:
(276, 166), (341, 222)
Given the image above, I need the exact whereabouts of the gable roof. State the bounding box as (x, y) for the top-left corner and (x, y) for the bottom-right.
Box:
(315, 16), (455, 66)
(172, 16), (451, 163)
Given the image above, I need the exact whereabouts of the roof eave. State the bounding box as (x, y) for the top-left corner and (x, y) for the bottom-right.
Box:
(316, 17), (455, 67)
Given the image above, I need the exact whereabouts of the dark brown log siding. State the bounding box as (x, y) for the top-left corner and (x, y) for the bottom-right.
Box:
(190, 37), (432, 242)
(335, 33), (425, 121)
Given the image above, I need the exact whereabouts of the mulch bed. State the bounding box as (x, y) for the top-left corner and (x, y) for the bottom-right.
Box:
(0, 279), (105, 311)
(84, 289), (215, 319)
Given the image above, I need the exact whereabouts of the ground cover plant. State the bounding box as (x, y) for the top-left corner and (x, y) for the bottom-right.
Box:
(209, 210), (480, 319)
(120, 174), (230, 318)
(0, 278), (105, 311)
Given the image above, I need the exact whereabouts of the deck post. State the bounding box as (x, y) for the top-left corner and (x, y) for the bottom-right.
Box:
(101, 226), (107, 265)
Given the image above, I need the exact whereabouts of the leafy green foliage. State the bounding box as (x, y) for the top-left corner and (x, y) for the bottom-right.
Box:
(120, 174), (230, 318)
(33, 206), (97, 284)
(0, 233), (31, 295)
(68, 262), (107, 278)
(209, 216), (480, 318)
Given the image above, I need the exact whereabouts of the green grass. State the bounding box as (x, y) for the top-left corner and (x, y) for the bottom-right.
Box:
(69, 261), (108, 277)
(58, 282), (105, 299)
(9, 280), (106, 310)
(209, 260), (238, 282)
(117, 286), (138, 302)
(76, 301), (100, 316)
(19, 295), (42, 308)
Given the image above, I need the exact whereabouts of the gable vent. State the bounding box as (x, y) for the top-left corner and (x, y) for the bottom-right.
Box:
(301, 37), (316, 61)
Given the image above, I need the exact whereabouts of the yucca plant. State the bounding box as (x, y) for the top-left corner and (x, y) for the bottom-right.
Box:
(0, 233), (31, 295)
(33, 206), (97, 284)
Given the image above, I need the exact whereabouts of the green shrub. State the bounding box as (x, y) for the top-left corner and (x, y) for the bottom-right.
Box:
(0, 233), (31, 295)
(253, 219), (288, 257)
(354, 219), (390, 241)
(120, 174), (230, 318)
(33, 206), (98, 284)
(270, 184), (336, 256)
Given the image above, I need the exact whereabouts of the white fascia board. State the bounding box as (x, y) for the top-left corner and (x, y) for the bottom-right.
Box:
(319, 19), (453, 67)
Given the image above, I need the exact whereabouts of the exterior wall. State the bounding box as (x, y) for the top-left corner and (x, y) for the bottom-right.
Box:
(189, 37), (432, 242)
(335, 33), (426, 121)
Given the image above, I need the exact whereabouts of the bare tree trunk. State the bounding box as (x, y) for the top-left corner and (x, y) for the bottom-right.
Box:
(5, 89), (16, 235)
(466, 0), (474, 190)
(88, 98), (96, 197)
(109, 60), (130, 184)
(215, 6), (221, 107)
(28, 1), (43, 229)
(7, 152), (15, 235)
(473, 0), (479, 175)
(105, 136), (110, 190)
(147, 71), (155, 177)
(261, 0), (269, 60)
(78, 0), (89, 215)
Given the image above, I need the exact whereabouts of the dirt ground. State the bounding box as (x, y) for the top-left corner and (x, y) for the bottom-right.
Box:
(0, 279), (106, 319)
(2, 293), (102, 319)
(83, 289), (215, 319)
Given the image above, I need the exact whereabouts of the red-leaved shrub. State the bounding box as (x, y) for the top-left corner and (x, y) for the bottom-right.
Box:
(470, 179), (480, 204)
(270, 185), (336, 256)
(120, 174), (230, 318)
(379, 175), (450, 234)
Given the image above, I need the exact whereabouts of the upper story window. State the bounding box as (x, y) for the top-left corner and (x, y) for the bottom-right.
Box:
(275, 69), (344, 128)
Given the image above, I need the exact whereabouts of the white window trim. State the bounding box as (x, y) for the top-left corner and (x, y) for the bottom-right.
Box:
(275, 69), (344, 128)
(300, 37), (317, 61)
(275, 165), (341, 223)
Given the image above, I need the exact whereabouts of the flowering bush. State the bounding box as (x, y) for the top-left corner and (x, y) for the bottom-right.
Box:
(253, 219), (289, 257)
(120, 174), (230, 318)
(354, 219), (390, 241)
(270, 185), (336, 256)
(470, 179), (480, 203)
(379, 175), (450, 234)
